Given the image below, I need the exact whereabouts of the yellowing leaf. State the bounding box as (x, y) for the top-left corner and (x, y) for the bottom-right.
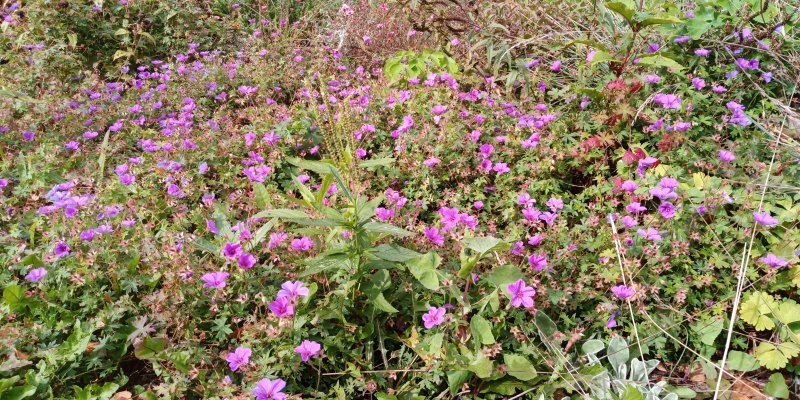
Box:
(756, 342), (800, 370)
(740, 292), (777, 331)
(692, 172), (708, 189)
(789, 266), (800, 288)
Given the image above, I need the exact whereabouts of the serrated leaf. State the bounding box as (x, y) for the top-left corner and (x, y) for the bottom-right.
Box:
(740, 292), (777, 331)
(504, 353), (536, 381)
(3, 285), (23, 311)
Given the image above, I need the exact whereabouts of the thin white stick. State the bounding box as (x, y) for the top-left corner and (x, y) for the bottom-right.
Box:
(608, 216), (648, 384)
(712, 119), (784, 400)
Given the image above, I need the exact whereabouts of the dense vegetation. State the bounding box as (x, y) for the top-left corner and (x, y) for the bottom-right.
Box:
(1, 0), (799, 398)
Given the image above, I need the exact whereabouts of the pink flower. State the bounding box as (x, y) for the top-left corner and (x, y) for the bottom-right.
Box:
(423, 226), (445, 246)
(277, 281), (310, 302)
(422, 307), (446, 329)
(506, 279), (536, 308)
(753, 212), (779, 227)
(290, 236), (314, 251)
(294, 340), (322, 362)
(252, 378), (287, 400)
(269, 296), (294, 318)
(238, 253), (257, 269)
(201, 272), (229, 289)
(637, 228), (662, 241)
(226, 347), (252, 371)
(25, 268), (47, 283)
(611, 285), (635, 299)
(222, 242), (243, 259)
(528, 253), (548, 270)
(423, 157), (441, 167)
(718, 150), (735, 162)
(493, 162), (510, 174)
(621, 180), (638, 192)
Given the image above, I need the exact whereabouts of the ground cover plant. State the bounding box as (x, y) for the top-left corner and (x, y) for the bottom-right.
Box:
(1, 0), (800, 398)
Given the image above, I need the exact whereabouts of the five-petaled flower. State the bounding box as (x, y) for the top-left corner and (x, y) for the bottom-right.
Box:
(226, 347), (251, 371)
(611, 285), (635, 299)
(252, 378), (287, 400)
(506, 279), (536, 308)
(294, 340), (322, 362)
(422, 307), (446, 329)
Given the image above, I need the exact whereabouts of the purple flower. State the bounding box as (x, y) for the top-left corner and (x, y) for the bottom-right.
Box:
(167, 184), (183, 197)
(22, 131), (35, 141)
(423, 157), (441, 167)
(611, 284), (635, 299)
(621, 215), (638, 228)
(206, 219), (219, 235)
(606, 312), (618, 328)
(294, 340), (321, 362)
(201, 272), (229, 289)
(290, 236), (314, 251)
(422, 307), (447, 329)
(252, 378), (287, 400)
(506, 279), (536, 308)
(644, 74), (661, 84)
(673, 35), (691, 43)
(653, 94), (681, 109)
(692, 77), (706, 90)
(659, 202), (676, 219)
(238, 253), (257, 269)
(277, 281), (310, 302)
(79, 229), (96, 241)
(474, 201), (484, 210)
(650, 187), (677, 200)
(226, 347), (252, 371)
(621, 180), (638, 192)
(753, 212), (779, 227)
(375, 207), (395, 221)
(223, 242), (243, 259)
(25, 268), (47, 283)
(694, 48), (711, 57)
(528, 253), (548, 270)
(493, 162), (510, 175)
(424, 226), (445, 246)
(714, 149), (735, 162)
(269, 296), (294, 318)
(431, 105), (447, 115)
(546, 197), (564, 211)
(54, 242), (70, 257)
(759, 253), (788, 268)
(637, 228), (662, 241)
(626, 202), (647, 214)
(550, 60), (562, 71)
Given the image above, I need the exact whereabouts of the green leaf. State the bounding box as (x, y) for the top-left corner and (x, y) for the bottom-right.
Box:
(371, 293), (399, 313)
(471, 315), (495, 346)
(362, 221), (414, 237)
(741, 291), (778, 331)
(20, 254), (44, 268)
(406, 252), (441, 291)
(189, 237), (218, 254)
(135, 336), (167, 360)
(262, 208), (309, 219)
(589, 50), (618, 66)
(485, 265), (523, 288)
(694, 317), (723, 345)
(607, 336), (629, 373)
(253, 182), (269, 209)
(621, 385), (645, 400)
(638, 14), (683, 27)
(606, 1), (637, 24)
(462, 236), (509, 257)
(726, 351), (759, 372)
(373, 244), (421, 262)
(299, 253), (349, 277)
(764, 373), (789, 399)
(535, 311), (558, 341)
(447, 371), (471, 396)
(582, 339), (605, 355)
(468, 352), (493, 378)
(503, 353), (536, 381)
(286, 157), (337, 176)
(358, 157), (395, 169)
(672, 387), (697, 399)
(636, 55), (685, 71)
(755, 342), (800, 370)
(3, 285), (23, 311)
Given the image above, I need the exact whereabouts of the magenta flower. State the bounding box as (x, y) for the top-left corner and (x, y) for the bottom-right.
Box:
(423, 226), (445, 246)
(222, 242), (242, 259)
(422, 306), (446, 329)
(611, 284), (635, 299)
(493, 162), (510, 174)
(25, 268), (47, 283)
(201, 272), (229, 289)
(653, 94), (681, 109)
(238, 253), (257, 269)
(659, 202), (676, 219)
(626, 202), (647, 214)
(431, 105), (447, 115)
(423, 157), (441, 167)
(226, 347), (252, 371)
(277, 281), (310, 302)
(290, 237), (314, 251)
(550, 60), (562, 71)
(718, 150), (735, 162)
(53, 242), (70, 257)
(637, 228), (662, 241)
(759, 253), (788, 268)
(506, 279), (536, 308)
(528, 253), (548, 270)
(269, 296), (294, 318)
(753, 212), (779, 227)
(621, 215), (638, 228)
(621, 180), (638, 192)
(294, 340), (322, 362)
(252, 378), (287, 400)
(546, 197), (564, 211)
